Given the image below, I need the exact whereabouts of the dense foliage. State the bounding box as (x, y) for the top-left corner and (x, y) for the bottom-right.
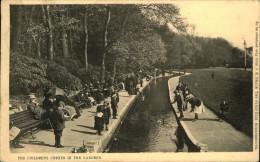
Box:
(159, 26), (252, 69)
(10, 54), (82, 95)
(10, 4), (251, 95)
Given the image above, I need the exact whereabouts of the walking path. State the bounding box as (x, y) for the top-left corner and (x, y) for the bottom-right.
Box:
(168, 75), (253, 152)
(11, 79), (150, 153)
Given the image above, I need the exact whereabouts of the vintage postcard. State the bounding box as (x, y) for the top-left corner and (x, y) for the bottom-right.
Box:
(1, 0), (259, 161)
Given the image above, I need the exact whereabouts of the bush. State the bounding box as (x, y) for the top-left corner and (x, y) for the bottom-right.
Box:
(10, 54), (53, 95)
(55, 58), (84, 74)
(76, 64), (101, 82)
(10, 54), (83, 95)
(46, 61), (82, 91)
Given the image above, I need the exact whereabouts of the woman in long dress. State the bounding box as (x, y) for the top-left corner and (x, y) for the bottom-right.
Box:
(193, 98), (205, 121)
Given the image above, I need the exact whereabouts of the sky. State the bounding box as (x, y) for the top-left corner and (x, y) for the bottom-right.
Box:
(173, 0), (259, 49)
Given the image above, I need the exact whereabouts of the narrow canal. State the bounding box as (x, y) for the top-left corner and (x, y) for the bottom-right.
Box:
(107, 77), (188, 152)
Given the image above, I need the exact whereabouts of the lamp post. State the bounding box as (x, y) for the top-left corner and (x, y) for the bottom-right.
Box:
(244, 40), (247, 71)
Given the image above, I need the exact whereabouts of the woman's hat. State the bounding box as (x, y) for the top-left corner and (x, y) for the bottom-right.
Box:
(29, 94), (36, 100)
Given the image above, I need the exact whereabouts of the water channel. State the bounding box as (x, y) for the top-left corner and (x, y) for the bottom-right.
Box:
(107, 77), (188, 152)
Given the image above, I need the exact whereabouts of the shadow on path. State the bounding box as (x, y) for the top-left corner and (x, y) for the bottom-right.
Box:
(77, 125), (95, 130)
(197, 118), (219, 121)
(20, 140), (53, 147)
(71, 129), (96, 135)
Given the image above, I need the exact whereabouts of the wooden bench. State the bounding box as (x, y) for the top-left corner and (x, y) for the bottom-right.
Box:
(68, 95), (86, 109)
(10, 110), (49, 146)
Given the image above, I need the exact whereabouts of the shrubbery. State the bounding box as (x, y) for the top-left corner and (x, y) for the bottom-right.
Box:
(10, 53), (53, 95)
(10, 54), (82, 95)
(46, 61), (82, 91)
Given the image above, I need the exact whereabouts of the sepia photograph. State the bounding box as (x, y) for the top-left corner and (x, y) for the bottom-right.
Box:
(1, 0), (259, 161)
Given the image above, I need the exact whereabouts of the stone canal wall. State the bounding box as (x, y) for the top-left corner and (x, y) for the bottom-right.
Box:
(93, 80), (149, 153)
(168, 76), (209, 152)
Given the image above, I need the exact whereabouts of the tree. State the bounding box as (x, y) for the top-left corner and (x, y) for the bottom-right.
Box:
(84, 6), (89, 71)
(41, 5), (54, 61)
(10, 6), (23, 52)
(100, 5), (111, 83)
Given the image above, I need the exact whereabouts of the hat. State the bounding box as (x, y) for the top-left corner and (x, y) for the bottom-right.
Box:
(29, 94), (36, 100)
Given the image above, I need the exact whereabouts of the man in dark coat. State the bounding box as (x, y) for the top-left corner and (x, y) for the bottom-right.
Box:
(173, 90), (184, 118)
(111, 91), (118, 119)
(219, 99), (229, 122)
(50, 103), (66, 148)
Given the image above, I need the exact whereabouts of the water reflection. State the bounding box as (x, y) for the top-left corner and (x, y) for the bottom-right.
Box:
(107, 77), (188, 153)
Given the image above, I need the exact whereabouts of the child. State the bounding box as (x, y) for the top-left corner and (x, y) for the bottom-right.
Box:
(103, 101), (111, 131)
(94, 105), (104, 135)
(50, 102), (66, 148)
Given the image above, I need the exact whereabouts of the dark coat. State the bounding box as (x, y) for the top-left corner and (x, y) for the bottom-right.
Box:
(27, 102), (46, 120)
(51, 107), (65, 131)
(188, 97), (196, 108)
(103, 106), (111, 125)
(111, 94), (118, 109)
(173, 94), (183, 109)
(97, 105), (105, 112)
(94, 112), (104, 131)
(220, 102), (229, 111)
(42, 99), (54, 110)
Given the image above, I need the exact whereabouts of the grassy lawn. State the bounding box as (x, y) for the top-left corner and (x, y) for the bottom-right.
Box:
(180, 68), (253, 137)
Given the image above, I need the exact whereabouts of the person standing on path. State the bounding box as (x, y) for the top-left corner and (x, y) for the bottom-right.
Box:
(193, 98), (205, 121)
(111, 90), (118, 119)
(94, 105), (104, 135)
(211, 72), (215, 79)
(103, 100), (111, 131)
(173, 90), (184, 118)
(50, 101), (66, 148)
(219, 99), (229, 122)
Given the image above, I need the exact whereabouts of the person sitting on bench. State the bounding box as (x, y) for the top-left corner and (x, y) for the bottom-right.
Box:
(27, 94), (47, 120)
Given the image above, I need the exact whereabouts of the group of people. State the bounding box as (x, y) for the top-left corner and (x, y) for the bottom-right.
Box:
(94, 88), (119, 135)
(173, 81), (205, 121)
(173, 81), (229, 121)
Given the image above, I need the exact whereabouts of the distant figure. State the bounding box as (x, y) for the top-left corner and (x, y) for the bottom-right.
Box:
(140, 77), (143, 87)
(219, 99), (229, 122)
(211, 72), (215, 79)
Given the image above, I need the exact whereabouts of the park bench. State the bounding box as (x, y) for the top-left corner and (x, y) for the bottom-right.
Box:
(68, 95), (86, 109)
(10, 110), (49, 145)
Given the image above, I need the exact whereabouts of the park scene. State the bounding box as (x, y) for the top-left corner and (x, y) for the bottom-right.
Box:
(5, 1), (256, 156)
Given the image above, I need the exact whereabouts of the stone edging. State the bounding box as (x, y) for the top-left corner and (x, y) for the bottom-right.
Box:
(92, 78), (151, 153)
(167, 76), (210, 152)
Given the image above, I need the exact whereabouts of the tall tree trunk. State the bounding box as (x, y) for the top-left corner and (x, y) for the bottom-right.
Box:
(100, 6), (111, 83)
(11, 6), (22, 52)
(37, 37), (42, 58)
(44, 5), (54, 61)
(28, 6), (35, 56)
(112, 61), (117, 80)
(84, 8), (89, 71)
(61, 29), (69, 58)
(69, 30), (73, 57)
